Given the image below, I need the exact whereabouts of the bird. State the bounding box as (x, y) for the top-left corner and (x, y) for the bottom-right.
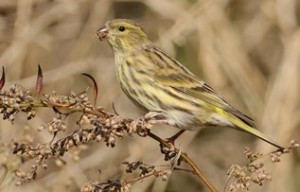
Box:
(96, 19), (283, 150)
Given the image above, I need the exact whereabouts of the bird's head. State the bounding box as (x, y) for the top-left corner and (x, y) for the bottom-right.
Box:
(97, 19), (149, 53)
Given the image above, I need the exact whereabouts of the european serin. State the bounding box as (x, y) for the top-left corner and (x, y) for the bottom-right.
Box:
(97, 19), (283, 150)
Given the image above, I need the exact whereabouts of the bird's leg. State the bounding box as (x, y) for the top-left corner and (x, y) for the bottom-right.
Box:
(166, 130), (185, 145)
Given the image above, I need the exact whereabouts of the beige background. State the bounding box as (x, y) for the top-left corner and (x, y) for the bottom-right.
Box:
(0, 0), (299, 191)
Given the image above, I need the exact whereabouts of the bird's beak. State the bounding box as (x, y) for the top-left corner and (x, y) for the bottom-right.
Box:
(96, 26), (109, 41)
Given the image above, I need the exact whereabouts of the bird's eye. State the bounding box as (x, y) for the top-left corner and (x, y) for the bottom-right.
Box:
(118, 26), (126, 32)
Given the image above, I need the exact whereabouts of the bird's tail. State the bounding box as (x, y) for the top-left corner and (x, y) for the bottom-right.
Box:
(228, 114), (284, 151)
(218, 105), (285, 150)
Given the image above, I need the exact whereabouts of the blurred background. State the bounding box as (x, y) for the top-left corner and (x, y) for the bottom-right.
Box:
(0, 0), (299, 191)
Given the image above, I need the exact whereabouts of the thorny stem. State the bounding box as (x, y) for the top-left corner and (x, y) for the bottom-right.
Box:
(147, 131), (217, 192)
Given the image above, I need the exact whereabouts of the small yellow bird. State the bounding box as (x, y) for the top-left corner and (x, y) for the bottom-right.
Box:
(97, 19), (283, 150)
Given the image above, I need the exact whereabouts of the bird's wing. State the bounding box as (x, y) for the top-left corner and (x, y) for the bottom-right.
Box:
(142, 45), (255, 127)
(155, 69), (255, 127)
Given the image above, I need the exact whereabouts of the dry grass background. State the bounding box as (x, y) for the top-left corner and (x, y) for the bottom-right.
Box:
(0, 0), (299, 191)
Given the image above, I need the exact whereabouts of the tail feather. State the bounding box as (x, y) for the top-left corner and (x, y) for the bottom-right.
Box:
(228, 113), (284, 150)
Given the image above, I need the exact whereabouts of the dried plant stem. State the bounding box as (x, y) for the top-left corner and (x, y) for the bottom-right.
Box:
(147, 131), (217, 192)
(4, 92), (217, 191)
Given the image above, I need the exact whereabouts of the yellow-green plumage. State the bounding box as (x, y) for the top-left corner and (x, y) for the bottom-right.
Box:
(97, 19), (283, 150)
